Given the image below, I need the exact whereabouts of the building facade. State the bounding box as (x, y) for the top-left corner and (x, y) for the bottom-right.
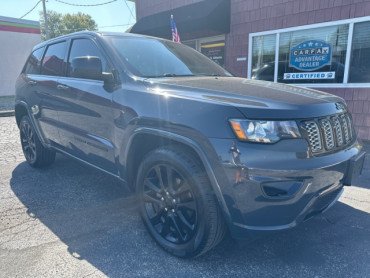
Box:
(129, 0), (370, 141)
(0, 16), (41, 97)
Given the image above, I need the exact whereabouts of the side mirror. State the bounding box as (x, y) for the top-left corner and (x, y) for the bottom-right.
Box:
(70, 56), (114, 84)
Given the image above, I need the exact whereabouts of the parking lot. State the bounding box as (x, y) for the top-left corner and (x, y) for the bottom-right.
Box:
(0, 115), (369, 278)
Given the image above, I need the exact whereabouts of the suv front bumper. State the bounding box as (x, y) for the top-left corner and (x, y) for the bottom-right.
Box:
(207, 138), (365, 238)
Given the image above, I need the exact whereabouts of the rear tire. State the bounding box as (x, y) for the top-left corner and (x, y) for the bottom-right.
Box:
(136, 147), (226, 258)
(20, 115), (56, 168)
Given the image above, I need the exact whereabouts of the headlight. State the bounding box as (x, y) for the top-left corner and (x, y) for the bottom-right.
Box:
(229, 119), (301, 143)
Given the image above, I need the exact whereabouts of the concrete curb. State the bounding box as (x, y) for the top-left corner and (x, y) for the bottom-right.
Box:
(0, 110), (15, 117)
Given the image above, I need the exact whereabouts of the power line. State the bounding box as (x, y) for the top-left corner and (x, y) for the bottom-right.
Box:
(54, 0), (117, 7)
(20, 0), (42, 19)
(99, 23), (132, 28)
(123, 0), (135, 20)
(127, 2), (135, 25)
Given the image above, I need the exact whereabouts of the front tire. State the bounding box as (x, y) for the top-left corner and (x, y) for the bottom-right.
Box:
(136, 148), (226, 258)
(20, 115), (56, 168)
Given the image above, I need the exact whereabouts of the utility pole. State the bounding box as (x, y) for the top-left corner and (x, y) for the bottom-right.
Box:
(42, 0), (49, 40)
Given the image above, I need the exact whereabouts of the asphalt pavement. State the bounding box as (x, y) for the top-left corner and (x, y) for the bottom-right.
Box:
(0, 116), (369, 278)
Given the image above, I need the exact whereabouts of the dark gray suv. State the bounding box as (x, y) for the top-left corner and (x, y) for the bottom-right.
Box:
(15, 31), (366, 258)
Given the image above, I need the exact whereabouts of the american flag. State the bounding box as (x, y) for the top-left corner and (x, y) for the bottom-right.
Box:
(170, 15), (181, 43)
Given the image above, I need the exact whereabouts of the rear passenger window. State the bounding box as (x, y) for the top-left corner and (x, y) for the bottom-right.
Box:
(41, 41), (67, 76)
(24, 47), (44, 74)
(67, 39), (110, 77)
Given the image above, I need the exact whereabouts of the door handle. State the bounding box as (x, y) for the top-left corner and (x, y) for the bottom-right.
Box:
(57, 84), (69, 90)
(28, 80), (37, 86)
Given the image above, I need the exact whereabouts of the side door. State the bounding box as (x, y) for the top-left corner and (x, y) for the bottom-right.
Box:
(56, 37), (116, 173)
(27, 41), (68, 145)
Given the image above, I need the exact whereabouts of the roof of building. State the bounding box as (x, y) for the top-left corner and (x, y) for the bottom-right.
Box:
(0, 16), (40, 34)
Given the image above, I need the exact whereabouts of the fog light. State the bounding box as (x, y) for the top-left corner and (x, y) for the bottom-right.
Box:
(261, 181), (303, 198)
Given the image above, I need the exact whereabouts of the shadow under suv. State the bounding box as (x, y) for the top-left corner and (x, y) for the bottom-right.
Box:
(15, 31), (366, 258)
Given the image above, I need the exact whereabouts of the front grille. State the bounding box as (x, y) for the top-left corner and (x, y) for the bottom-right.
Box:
(302, 112), (354, 154)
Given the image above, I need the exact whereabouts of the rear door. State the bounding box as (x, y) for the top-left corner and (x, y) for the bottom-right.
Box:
(27, 41), (68, 145)
(56, 37), (116, 173)
(21, 47), (51, 140)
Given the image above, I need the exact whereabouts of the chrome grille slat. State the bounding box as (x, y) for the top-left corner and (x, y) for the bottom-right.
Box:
(340, 114), (350, 143)
(345, 114), (353, 140)
(303, 112), (354, 154)
(304, 121), (322, 152)
(332, 116), (344, 146)
(321, 119), (335, 149)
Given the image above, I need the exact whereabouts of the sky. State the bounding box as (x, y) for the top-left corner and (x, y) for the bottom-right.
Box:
(0, 0), (136, 32)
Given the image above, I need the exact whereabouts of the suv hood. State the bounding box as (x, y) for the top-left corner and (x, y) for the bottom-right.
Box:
(143, 76), (346, 119)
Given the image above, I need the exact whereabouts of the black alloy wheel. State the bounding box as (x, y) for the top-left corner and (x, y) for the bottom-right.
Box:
(137, 148), (226, 258)
(19, 115), (56, 168)
(143, 164), (197, 244)
(20, 119), (37, 164)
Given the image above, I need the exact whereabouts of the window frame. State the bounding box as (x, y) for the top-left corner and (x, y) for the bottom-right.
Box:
(248, 15), (370, 88)
(183, 35), (226, 52)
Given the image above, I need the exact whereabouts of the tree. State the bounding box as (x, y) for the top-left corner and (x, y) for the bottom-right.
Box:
(62, 12), (98, 35)
(39, 10), (63, 40)
(39, 11), (98, 40)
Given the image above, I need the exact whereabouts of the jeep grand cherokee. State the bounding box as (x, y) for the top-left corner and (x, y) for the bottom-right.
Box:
(15, 32), (366, 258)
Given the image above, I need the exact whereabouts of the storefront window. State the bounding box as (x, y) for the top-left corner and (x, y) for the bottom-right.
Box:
(183, 40), (196, 50)
(182, 36), (226, 67)
(349, 21), (370, 83)
(251, 34), (276, 81)
(278, 25), (348, 84)
(250, 19), (370, 85)
(201, 41), (225, 67)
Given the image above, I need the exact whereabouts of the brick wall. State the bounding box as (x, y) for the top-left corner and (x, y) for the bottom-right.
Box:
(320, 88), (370, 141)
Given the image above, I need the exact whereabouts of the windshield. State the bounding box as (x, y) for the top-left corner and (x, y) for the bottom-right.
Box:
(106, 36), (233, 78)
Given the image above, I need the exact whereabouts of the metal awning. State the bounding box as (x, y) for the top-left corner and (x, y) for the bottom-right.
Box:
(130, 0), (230, 41)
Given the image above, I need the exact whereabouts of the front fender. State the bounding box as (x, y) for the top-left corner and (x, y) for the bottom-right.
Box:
(123, 127), (233, 225)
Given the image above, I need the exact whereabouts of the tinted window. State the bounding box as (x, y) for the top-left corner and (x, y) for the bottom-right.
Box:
(41, 41), (67, 76)
(68, 39), (110, 77)
(24, 47), (44, 74)
(107, 37), (232, 78)
(349, 21), (370, 83)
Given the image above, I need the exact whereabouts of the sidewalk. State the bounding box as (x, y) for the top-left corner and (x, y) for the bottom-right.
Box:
(0, 96), (15, 117)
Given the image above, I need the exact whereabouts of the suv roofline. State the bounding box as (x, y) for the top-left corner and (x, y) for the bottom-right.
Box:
(32, 31), (175, 51)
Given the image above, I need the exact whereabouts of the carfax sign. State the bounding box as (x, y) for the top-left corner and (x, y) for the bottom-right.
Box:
(289, 40), (332, 71)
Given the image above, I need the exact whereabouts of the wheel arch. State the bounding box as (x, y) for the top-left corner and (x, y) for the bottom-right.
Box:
(124, 128), (232, 222)
(15, 101), (29, 127)
(15, 101), (48, 147)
